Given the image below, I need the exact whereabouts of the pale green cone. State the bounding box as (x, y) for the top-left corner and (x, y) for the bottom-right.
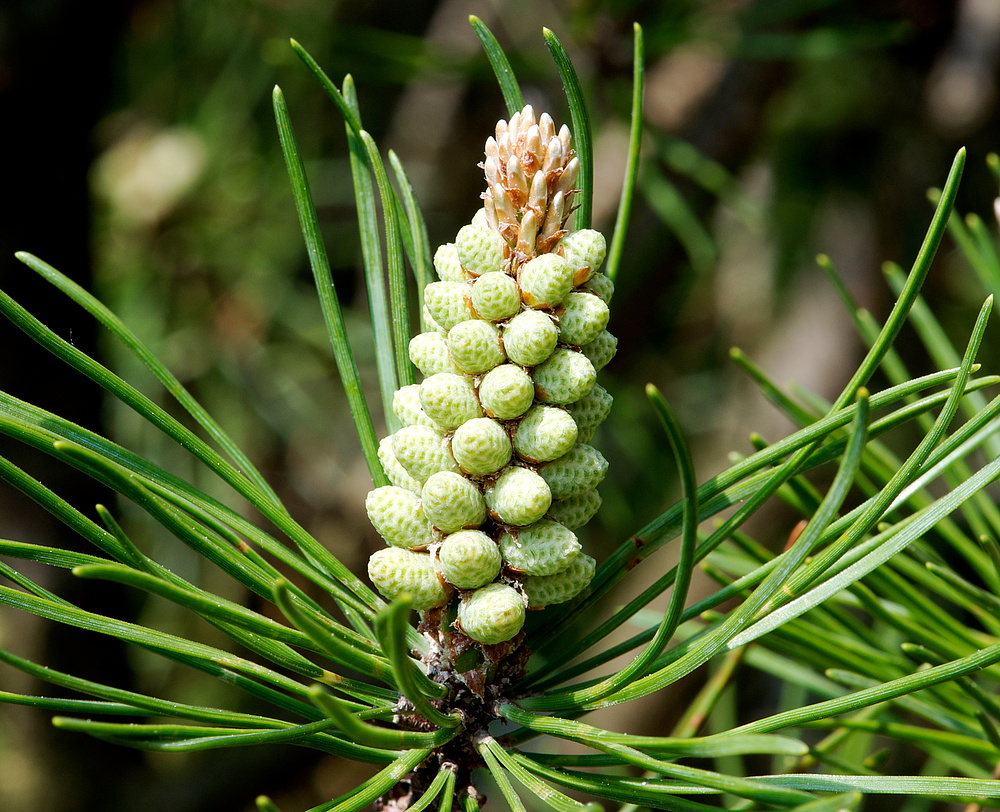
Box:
(456, 223), (506, 276)
(392, 384), (438, 429)
(518, 253), (574, 309)
(391, 425), (459, 483)
(513, 405), (578, 463)
(498, 519), (580, 576)
(547, 489), (602, 530)
(421, 471), (487, 533)
(502, 309), (558, 367)
(580, 330), (618, 372)
(533, 348), (596, 404)
(450, 417), (512, 476)
(556, 228), (607, 286)
(582, 271), (614, 304)
(409, 331), (458, 377)
(378, 437), (422, 494)
(368, 547), (452, 610)
(447, 319), (506, 374)
(458, 583), (526, 645)
(523, 554), (596, 608)
(557, 291), (610, 346)
(565, 383), (613, 432)
(365, 486), (435, 549)
(419, 372), (481, 431)
(437, 529), (502, 589)
(478, 364), (535, 420)
(470, 271), (521, 321)
(424, 281), (474, 331)
(486, 466), (552, 527)
(539, 444), (608, 499)
(433, 242), (466, 282)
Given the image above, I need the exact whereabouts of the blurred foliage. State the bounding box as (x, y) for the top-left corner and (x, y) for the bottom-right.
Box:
(2, 0), (1000, 810)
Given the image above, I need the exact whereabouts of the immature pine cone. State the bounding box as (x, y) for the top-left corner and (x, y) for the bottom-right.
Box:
(366, 105), (616, 646)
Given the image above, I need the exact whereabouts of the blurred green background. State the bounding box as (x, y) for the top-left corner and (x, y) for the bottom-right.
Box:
(1, 0), (1000, 810)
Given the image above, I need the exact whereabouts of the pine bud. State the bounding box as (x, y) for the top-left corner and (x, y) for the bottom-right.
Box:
(523, 554), (596, 608)
(419, 373), (481, 431)
(499, 519), (580, 576)
(486, 466), (552, 527)
(502, 310), (558, 367)
(478, 364), (535, 420)
(447, 319), (506, 374)
(458, 583), (526, 644)
(368, 547), (451, 610)
(365, 486), (435, 549)
(513, 405), (578, 463)
(533, 349), (597, 404)
(437, 529), (502, 589)
(456, 224), (506, 276)
(391, 425), (459, 483)
(421, 471), (487, 533)
(450, 417), (513, 476)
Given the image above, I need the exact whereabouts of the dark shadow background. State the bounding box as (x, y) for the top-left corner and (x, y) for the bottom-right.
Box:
(1, 0), (999, 809)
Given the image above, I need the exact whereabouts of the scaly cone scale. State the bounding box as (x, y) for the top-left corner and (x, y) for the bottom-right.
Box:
(366, 105), (616, 649)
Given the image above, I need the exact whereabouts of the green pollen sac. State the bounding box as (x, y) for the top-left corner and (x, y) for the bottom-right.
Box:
(392, 384), (437, 429)
(478, 364), (535, 420)
(486, 466), (552, 527)
(547, 488), (602, 530)
(437, 529), (502, 589)
(582, 272), (614, 304)
(557, 291), (610, 347)
(502, 310), (559, 367)
(365, 486), (435, 549)
(498, 519), (580, 576)
(424, 281), (474, 331)
(539, 444), (609, 500)
(470, 271), (521, 321)
(409, 331), (457, 377)
(518, 253), (574, 309)
(450, 417), (512, 476)
(456, 223), (506, 276)
(378, 437), (422, 494)
(580, 330), (618, 372)
(419, 372), (481, 431)
(458, 583), (526, 645)
(447, 319), (506, 374)
(391, 425), (458, 483)
(513, 405), (578, 463)
(368, 547), (452, 610)
(533, 348), (596, 405)
(421, 471), (487, 533)
(433, 243), (466, 282)
(556, 228), (607, 286)
(523, 554), (596, 608)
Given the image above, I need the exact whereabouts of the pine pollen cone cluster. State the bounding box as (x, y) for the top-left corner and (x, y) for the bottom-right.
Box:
(366, 105), (616, 647)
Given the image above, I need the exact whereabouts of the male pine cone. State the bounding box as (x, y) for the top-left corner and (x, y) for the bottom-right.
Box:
(366, 105), (615, 646)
